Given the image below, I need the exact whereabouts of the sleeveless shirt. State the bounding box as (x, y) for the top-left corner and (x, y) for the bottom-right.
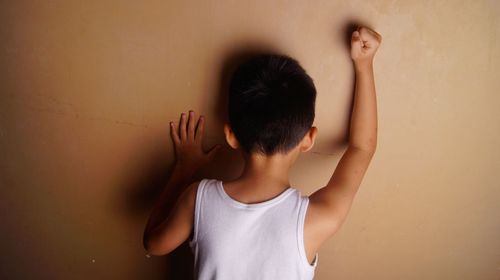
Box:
(188, 178), (319, 280)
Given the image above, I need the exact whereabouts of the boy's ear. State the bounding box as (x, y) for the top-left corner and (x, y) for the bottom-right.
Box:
(300, 126), (318, 153)
(223, 123), (240, 150)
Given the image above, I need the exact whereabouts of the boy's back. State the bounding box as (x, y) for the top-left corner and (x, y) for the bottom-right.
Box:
(188, 178), (317, 279)
(143, 26), (382, 279)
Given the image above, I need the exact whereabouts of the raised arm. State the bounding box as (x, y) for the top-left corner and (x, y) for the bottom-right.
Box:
(309, 26), (382, 236)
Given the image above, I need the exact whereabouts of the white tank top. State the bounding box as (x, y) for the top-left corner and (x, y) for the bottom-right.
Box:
(189, 178), (319, 279)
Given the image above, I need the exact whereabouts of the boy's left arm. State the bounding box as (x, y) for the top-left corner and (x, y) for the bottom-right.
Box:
(143, 110), (221, 256)
(144, 178), (199, 256)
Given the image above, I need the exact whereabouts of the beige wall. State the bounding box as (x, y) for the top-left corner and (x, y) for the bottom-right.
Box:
(1, 0), (499, 279)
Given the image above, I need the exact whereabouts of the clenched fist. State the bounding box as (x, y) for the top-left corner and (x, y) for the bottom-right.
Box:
(350, 26), (382, 69)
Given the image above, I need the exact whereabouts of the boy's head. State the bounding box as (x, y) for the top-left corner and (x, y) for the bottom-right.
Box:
(224, 54), (317, 157)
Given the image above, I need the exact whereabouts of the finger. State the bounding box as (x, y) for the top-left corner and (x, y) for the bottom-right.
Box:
(188, 110), (196, 142)
(358, 26), (375, 38)
(179, 112), (187, 141)
(207, 144), (222, 159)
(365, 26), (382, 40)
(195, 115), (205, 144)
(170, 121), (181, 145)
(351, 30), (363, 49)
(359, 27), (381, 45)
(356, 28), (370, 48)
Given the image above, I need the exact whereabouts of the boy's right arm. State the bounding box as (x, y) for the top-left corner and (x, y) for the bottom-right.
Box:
(309, 26), (382, 237)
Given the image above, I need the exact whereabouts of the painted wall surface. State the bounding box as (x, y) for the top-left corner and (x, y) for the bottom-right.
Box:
(1, 1), (499, 279)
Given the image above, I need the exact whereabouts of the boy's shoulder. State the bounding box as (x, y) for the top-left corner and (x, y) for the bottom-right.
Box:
(188, 179), (204, 192)
(186, 178), (220, 194)
(178, 180), (204, 209)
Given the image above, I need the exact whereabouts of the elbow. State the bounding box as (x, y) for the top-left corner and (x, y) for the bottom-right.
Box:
(350, 143), (377, 156)
(143, 231), (179, 257)
(352, 136), (377, 155)
(144, 247), (164, 257)
(142, 234), (154, 255)
(367, 142), (377, 155)
(143, 232), (167, 256)
(143, 239), (167, 257)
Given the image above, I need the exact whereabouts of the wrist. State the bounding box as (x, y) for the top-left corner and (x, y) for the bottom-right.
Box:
(173, 161), (200, 177)
(354, 60), (373, 73)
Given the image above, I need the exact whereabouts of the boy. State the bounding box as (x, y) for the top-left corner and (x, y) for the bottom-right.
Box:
(144, 26), (382, 279)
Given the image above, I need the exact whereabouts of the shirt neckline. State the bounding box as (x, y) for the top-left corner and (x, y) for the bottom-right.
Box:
(217, 180), (295, 209)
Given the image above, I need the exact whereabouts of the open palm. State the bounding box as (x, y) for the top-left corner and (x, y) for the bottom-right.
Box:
(170, 110), (221, 172)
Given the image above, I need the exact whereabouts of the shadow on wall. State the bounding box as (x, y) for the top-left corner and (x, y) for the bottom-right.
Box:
(118, 20), (366, 279)
(116, 43), (283, 279)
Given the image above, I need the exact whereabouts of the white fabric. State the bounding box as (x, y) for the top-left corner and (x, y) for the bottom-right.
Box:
(189, 178), (318, 280)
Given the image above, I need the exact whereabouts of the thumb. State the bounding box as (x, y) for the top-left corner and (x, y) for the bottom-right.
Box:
(207, 144), (222, 159)
(351, 31), (363, 48)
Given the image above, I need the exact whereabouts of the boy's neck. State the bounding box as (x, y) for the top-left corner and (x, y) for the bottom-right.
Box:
(236, 150), (299, 191)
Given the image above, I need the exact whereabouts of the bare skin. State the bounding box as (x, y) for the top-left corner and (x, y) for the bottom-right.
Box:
(305, 26), (382, 263)
(143, 26), (382, 266)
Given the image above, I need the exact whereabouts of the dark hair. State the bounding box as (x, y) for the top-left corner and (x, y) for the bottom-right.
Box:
(228, 54), (316, 156)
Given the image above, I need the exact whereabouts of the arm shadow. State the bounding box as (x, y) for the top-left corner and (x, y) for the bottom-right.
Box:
(118, 41), (284, 279)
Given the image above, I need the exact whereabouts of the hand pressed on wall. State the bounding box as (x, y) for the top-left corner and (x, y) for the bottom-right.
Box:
(169, 110), (222, 173)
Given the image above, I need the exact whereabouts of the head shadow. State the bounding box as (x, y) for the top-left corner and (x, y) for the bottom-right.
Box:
(118, 40), (287, 279)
